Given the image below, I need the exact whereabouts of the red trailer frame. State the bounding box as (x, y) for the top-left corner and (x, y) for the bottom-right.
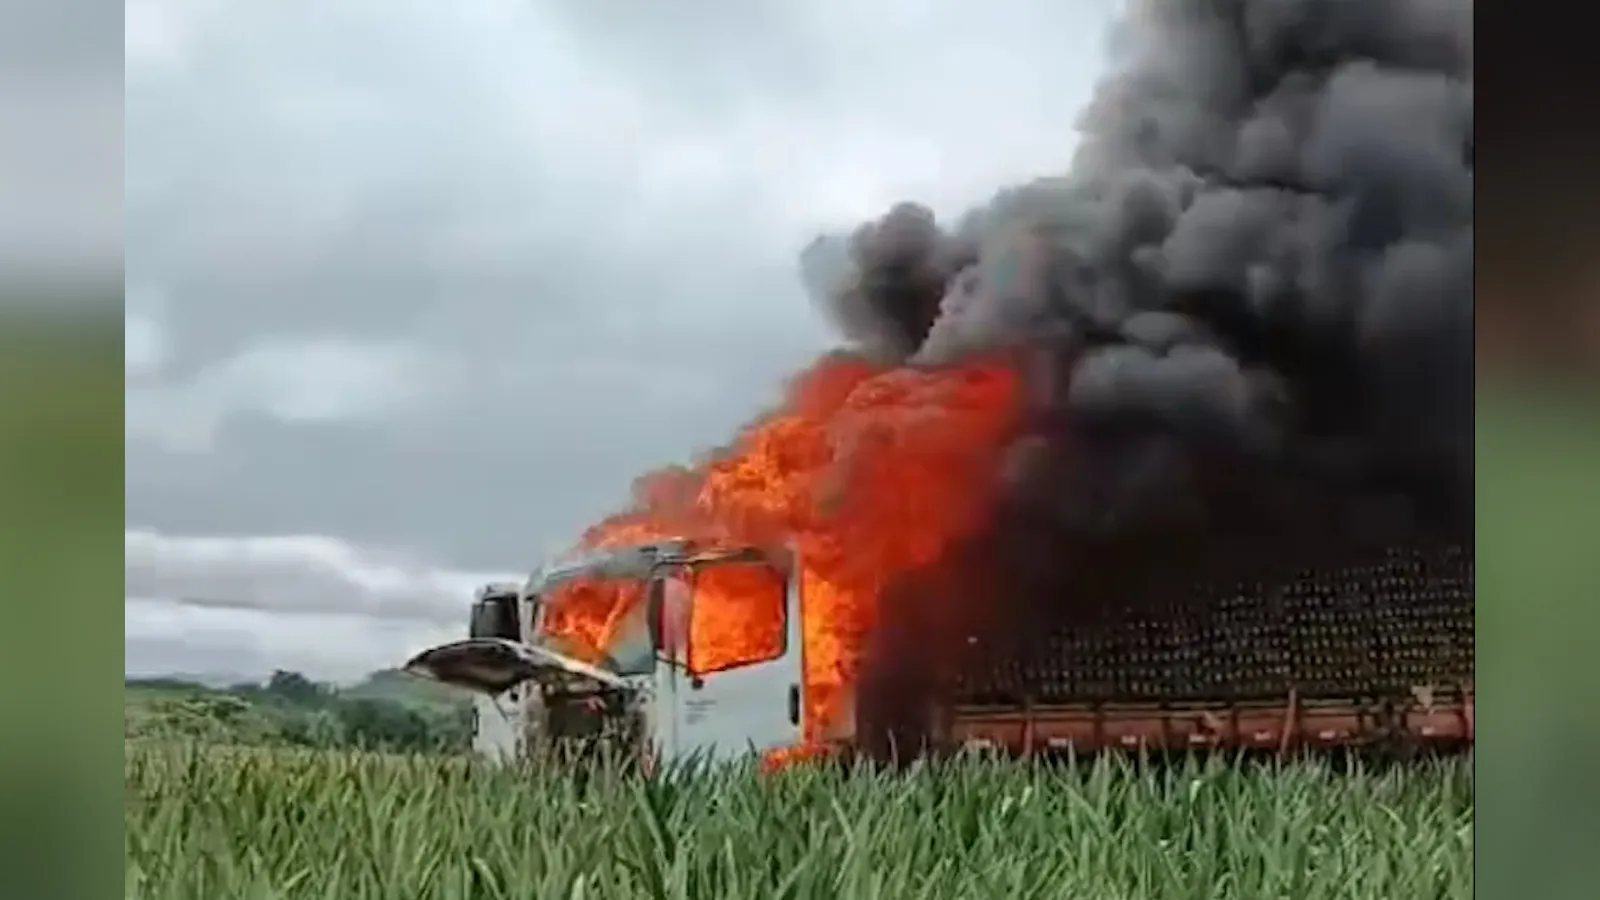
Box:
(938, 685), (1474, 754)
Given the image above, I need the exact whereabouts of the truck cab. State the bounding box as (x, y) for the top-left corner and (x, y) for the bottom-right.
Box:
(404, 541), (806, 767)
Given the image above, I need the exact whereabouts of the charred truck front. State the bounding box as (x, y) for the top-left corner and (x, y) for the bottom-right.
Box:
(407, 541), (805, 768)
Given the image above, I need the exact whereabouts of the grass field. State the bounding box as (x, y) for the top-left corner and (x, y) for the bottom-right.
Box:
(125, 741), (1471, 900)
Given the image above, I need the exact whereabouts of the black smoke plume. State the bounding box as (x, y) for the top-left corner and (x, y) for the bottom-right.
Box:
(803, 0), (1472, 542)
(805, 0), (1474, 751)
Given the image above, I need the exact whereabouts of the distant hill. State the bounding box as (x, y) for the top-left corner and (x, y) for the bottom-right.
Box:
(125, 668), (472, 752)
(125, 676), (213, 693)
(126, 669), (466, 707)
(125, 672), (249, 690)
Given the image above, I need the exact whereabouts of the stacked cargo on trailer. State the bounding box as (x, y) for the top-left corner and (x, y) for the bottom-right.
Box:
(862, 539), (1473, 757)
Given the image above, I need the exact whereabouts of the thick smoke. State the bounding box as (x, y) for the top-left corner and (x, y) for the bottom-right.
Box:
(807, 0), (1472, 753)
(802, 0), (1472, 543)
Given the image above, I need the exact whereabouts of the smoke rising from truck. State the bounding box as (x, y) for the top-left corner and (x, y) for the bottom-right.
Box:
(803, 0), (1472, 536)
(570, 0), (1473, 748)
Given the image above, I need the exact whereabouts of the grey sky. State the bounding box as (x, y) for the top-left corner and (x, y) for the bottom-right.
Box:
(0, 0), (121, 290)
(124, 0), (1117, 681)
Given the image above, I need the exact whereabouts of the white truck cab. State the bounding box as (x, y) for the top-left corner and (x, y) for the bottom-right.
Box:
(404, 541), (807, 767)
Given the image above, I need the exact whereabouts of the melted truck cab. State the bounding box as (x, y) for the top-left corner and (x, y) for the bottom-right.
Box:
(406, 541), (807, 767)
(406, 535), (1474, 767)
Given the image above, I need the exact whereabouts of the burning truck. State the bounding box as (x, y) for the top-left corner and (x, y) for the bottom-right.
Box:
(406, 0), (1474, 767)
(411, 532), (1470, 768)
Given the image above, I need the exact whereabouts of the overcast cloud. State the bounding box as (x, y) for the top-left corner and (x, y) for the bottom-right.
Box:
(125, 0), (1116, 682)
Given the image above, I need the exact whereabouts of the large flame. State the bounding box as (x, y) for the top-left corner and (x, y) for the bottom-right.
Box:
(542, 353), (1023, 740)
(537, 577), (647, 665)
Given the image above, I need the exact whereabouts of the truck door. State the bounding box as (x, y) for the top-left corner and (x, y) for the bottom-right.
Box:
(651, 552), (803, 766)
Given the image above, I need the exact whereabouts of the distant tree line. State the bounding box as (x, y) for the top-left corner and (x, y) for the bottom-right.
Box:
(127, 669), (475, 754)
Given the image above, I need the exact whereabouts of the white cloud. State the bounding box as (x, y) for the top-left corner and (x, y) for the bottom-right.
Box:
(125, 527), (518, 624)
(125, 597), (460, 683)
(125, 0), (224, 71)
(206, 337), (450, 424)
(125, 336), (456, 452)
(124, 527), (536, 681)
(128, 0), (1113, 284)
(125, 312), (167, 379)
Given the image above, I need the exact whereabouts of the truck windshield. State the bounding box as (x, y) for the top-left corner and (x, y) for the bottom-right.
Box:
(532, 574), (653, 677)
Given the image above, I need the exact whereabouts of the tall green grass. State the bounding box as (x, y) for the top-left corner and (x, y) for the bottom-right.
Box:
(126, 742), (1471, 900)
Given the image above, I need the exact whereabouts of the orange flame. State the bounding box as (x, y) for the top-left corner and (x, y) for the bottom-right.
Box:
(544, 353), (1023, 739)
(687, 562), (787, 674)
(759, 740), (841, 773)
(538, 577), (648, 665)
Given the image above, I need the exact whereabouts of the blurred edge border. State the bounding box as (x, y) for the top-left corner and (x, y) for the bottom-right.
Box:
(0, 0), (125, 889)
(0, 1), (1593, 899)
(0, 0), (125, 887)
(1476, 4), (1600, 900)
(0, 305), (124, 897)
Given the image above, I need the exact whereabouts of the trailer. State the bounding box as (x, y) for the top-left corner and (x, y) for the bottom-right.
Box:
(405, 528), (1472, 767)
(891, 539), (1473, 757)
